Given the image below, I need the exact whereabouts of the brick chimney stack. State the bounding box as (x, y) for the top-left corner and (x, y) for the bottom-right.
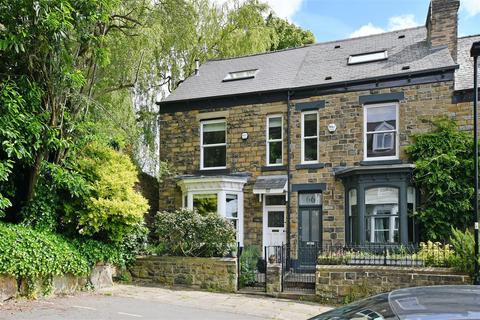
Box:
(426, 0), (460, 61)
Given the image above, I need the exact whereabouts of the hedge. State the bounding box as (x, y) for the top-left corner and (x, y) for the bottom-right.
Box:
(0, 223), (123, 279)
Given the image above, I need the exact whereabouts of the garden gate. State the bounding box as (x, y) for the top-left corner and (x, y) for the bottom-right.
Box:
(237, 244), (266, 292)
(280, 244), (318, 293)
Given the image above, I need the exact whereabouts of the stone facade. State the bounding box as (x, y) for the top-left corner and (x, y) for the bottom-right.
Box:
(158, 79), (472, 256)
(129, 256), (237, 293)
(316, 265), (470, 304)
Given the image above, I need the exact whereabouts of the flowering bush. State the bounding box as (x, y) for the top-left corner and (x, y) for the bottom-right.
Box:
(153, 209), (236, 257)
(417, 241), (454, 267)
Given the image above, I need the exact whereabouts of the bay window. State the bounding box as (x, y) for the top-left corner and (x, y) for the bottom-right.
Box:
(266, 115), (283, 166)
(178, 176), (248, 245)
(364, 103), (398, 160)
(301, 111), (319, 163)
(337, 166), (417, 245)
(201, 120), (226, 169)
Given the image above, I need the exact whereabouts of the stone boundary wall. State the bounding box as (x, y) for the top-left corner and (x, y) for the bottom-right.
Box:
(316, 265), (470, 304)
(130, 256), (237, 293)
(0, 264), (114, 301)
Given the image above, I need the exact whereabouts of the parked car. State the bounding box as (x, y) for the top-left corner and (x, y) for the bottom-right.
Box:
(309, 286), (480, 320)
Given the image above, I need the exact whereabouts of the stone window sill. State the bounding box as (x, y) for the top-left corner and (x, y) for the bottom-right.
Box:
(261, 165), (287, 172)
(295, 163), (325, 170)
(360, 159), (403, 166)
(196, 168), (231, 175)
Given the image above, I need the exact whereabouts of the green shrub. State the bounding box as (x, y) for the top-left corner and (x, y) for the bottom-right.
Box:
(21, 162), (91, 232)
(449, 228), (479, 277)
(239, 245), (261, 287)
(64, 142), (149, 243)
(71, 238), (123, 268)
(0, 222), (132, 282)
(153, 208), (236, 257)
(118, 223), (149, 265)
(0, 223), (89, 278)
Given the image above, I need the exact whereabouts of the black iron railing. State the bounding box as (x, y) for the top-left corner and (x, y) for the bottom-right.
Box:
(317, 242), (453, 268)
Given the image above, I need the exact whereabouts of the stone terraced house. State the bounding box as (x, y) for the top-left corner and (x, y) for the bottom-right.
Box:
(158, 0), (480, 267)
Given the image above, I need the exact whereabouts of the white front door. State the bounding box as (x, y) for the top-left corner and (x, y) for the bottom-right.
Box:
(263, 207), (286, 247)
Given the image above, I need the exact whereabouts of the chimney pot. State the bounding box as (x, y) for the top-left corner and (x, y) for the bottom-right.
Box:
(195, 59), (200, 76)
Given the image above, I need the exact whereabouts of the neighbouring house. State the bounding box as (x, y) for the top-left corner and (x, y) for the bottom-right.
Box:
(157, 0), (479, 267)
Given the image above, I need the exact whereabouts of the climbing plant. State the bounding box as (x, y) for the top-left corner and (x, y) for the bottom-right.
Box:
(406, 119), (474, 241)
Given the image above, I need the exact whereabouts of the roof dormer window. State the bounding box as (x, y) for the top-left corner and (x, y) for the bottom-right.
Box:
(223, 69), (258, 82)
(348, 51), (388, 65)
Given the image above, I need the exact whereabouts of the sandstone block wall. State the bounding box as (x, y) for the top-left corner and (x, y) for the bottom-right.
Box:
(0, 264), (114, 301)
(316, 265), (470, 304)
(130, 256), (238, 293)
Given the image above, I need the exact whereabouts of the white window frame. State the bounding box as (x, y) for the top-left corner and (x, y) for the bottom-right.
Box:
(368, 204), (399, 243)
(200, 119), (227, 170)
(301, 111), (319, 164)
(225, 193), (239, 237)
(266, 114), (283, 166)
(363, 103), (399, 161)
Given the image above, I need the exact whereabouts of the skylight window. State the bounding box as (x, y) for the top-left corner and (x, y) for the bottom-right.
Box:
(348, 51), (388, 65)
(223, 69), (258, 82)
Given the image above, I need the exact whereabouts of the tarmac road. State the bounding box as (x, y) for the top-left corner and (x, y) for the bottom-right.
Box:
(0, 284), (331, 320)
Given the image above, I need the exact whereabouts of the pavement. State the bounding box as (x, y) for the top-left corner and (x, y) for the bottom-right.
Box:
(0, 284), (333, 320)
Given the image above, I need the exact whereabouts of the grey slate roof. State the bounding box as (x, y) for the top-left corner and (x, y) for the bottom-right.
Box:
(162, 26), (457, 104)
(455, 35), (480, 91)
(253, 175), (287, 192)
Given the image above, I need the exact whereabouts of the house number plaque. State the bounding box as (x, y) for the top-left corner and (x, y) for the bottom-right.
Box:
(299, 193), (322, 206)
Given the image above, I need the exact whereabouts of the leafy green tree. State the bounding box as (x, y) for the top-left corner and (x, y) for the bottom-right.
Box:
(266, 14), (315, 51)
(0, 0), (315, 223)
(406, 119), (474, 241)
(0, 0), (118, 204)
(0, 80), (45, 217)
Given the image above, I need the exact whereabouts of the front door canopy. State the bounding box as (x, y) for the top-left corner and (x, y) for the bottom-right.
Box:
(253, 175), (288, 195)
